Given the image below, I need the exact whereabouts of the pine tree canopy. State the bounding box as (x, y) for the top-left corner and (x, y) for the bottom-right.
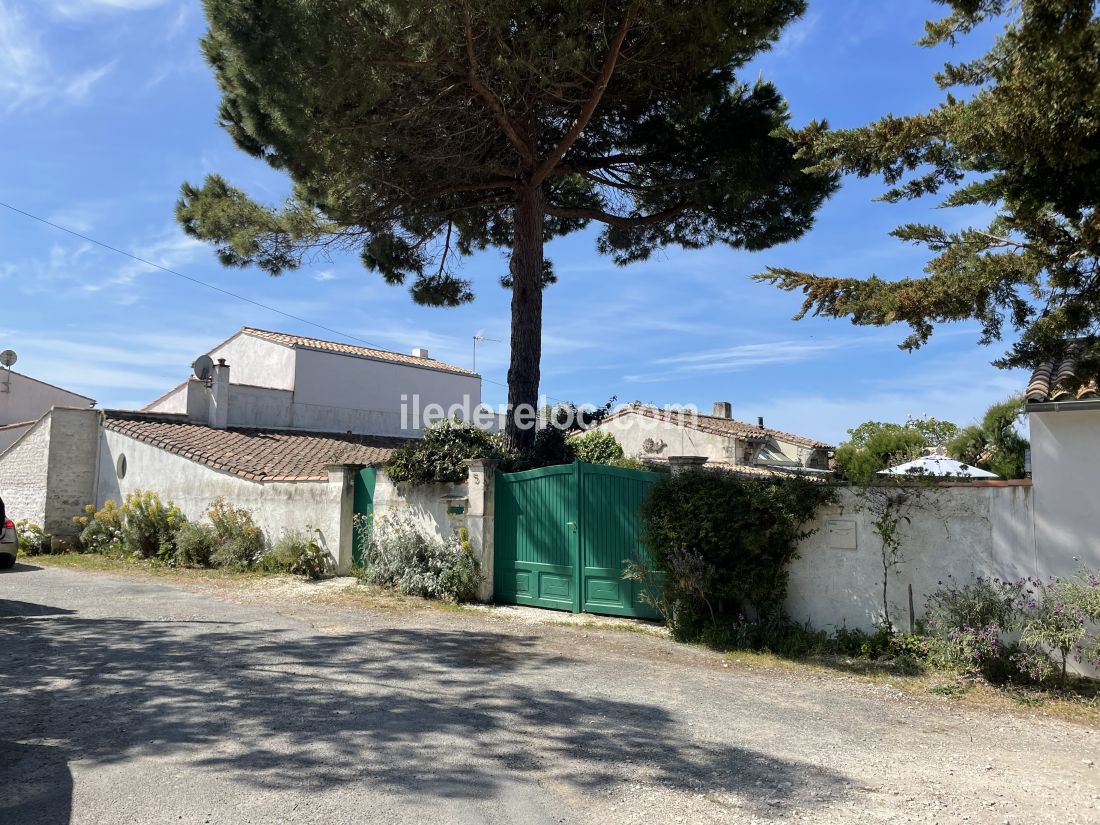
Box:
(176, 0), (835, 446)
(756, 0), (1100, 381)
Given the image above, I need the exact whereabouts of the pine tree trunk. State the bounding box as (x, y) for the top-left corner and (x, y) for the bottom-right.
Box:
(505, 185), (545, 451)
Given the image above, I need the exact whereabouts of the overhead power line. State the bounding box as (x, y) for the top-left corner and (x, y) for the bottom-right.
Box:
(0, 199), (560, 402)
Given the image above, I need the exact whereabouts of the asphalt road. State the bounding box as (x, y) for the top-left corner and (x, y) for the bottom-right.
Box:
(1, 563), (1098, 825)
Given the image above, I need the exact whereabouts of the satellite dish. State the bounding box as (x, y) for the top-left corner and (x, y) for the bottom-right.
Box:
(0, 350), (16, 368)
(192, 355), (214, 382)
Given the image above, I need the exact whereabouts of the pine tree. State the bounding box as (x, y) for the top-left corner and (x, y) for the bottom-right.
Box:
(177, 0), (835, 447)
(757, 0), (1100, 383)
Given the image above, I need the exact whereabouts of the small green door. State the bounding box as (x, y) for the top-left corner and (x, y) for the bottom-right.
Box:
(494, 461), (662, 618)
(352, 467), (376, 567)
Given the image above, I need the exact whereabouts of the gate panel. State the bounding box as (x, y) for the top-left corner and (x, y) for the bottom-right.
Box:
(579, 463), (662, 619)
(352, 467), (376, 567)
(494, 464), (579, 611)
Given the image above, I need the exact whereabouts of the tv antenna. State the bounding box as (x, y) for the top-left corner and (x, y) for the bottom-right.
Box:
(472, 334), (500, 373)
(0, 349), (16, 394)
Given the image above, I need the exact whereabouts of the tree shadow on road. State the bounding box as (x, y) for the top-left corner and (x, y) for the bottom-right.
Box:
(0, 599), (853, 818)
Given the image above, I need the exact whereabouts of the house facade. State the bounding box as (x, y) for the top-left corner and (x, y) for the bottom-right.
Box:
(0, 369), (95, 452)
(1025, 352), (1100, 577)
(594, 402), (832, 474)
(0, 327), (481, 569)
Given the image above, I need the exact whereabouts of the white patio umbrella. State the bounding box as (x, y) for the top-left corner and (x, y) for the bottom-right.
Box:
(878, 456), (1000, 479)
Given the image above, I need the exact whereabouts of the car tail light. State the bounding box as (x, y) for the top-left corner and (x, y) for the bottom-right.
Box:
(3, 520), (11, 529)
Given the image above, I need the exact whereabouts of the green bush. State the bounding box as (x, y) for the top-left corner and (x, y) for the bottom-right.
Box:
(74, 501), (127, 556)
(636, 469), (836, 640)
(571, 430), (624, 464)
(207, 497), (265, 569)
(120, 490), (186, 559)
(175, 522), (218, 568)
(15, 520), (50, 556)
(385, 418), (508, 485)
(258, 528), (333, 579)
(359, 514), (481, 602)
(504, 425), (575, 471)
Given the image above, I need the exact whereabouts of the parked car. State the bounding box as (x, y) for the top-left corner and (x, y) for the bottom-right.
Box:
(0, 520), (18, 568)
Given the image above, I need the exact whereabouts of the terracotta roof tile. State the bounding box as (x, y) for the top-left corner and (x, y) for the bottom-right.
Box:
(243, 327), (477, 377)
(601, 405), (832, 449)
(104, 411), (408, 481)
(1025, 344), (1100, 403)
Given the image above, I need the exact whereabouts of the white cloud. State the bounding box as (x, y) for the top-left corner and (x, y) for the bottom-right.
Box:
(623, 338), (856, 383)
(311, 270), (340, 282)
(49, 0), (170, 19)
(0, 1), (115, 111)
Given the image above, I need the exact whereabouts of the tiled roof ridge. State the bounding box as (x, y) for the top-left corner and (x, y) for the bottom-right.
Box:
(1025, 341), (1100, 403)
(242, 327), (477, 377)
(603, 404), (832, 449)
(104, 412), (407, 480)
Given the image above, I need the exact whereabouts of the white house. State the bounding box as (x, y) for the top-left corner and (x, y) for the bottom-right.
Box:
(0, 327), (481, 568)
(0, 369), (95, 452)
(1025, 351), (1100, 577)
(594, 401), (832, 474)
(144, 326), (480, 436)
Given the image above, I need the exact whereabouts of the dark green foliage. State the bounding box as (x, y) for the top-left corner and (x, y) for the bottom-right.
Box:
(504, 426), (576, 472)
(639, 470), (837, 640)
(945, 394), (1029, 478)
(571, 430), (625, 465)
(835, 427), (927, 484)
(207, 497), (266, 569)
(758, 0), (1100, 379)
(180, 0), (835, 445)
(175, 522), (217, 568)
(385, 419), (509, 485)
(260, 529), (333, 579)
(845, 416), (959, 451)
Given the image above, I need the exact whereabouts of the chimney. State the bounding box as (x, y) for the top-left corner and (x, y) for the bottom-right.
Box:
(209, 358), (230, 429)
(712, 401), (732, 419)
(411, 347), (429, 359)
(757, 416), (765, 428)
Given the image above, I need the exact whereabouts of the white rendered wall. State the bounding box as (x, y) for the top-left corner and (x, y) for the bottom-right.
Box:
(209, 333), (297, 391)
(1029, 410), (1100, 578)
(0, 371), (93, 425)
(0, 423), (32, 453)
(292, 348), (481, 435)
(98, 430), (344, 564)
(787, 484), (1038, 633)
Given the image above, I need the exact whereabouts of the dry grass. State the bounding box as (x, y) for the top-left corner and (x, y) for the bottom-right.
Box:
(723, 649), (1100, 728)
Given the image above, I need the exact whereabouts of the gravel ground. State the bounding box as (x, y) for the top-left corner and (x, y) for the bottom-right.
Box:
(1, 562), (1098, 825)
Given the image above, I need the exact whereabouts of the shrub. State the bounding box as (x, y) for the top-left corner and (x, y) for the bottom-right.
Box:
(1015, 574), (1100, 685)
(259, 528), (333, 579)
(571, 430), (624, 465)
(921, 576), (1026, 678)
(207, 497), (265, 569)
(504, 425), (575, 472)
(385, 418), (508, 485)
(175, 522), (217, 568)
(359, 514), (481, 602)
(637, 470), (836, 640)
(75, 501), (126, 556)
(120, 490), (186, 559)
(15, 520), (49, 556)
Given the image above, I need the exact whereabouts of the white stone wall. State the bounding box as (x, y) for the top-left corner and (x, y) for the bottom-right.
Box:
(0, 423), (33, 453)
(98, 431), (345, 567)
(1029, 409), (1100, 579)
(0, 415), (52, 526)
(43, 409), (100, 535)
(210, 333), (297, 391)
(786, 484), (1039, 633)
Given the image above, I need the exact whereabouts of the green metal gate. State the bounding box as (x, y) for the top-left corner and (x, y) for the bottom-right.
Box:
(494, 461), (661, 618)
(352, 467), (376, 567)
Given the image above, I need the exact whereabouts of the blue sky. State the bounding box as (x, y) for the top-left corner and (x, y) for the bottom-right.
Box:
(0, 0), (1024, 444)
